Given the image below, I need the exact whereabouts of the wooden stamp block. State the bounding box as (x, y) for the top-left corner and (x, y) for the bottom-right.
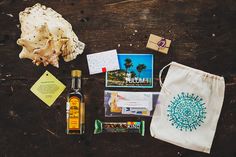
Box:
(146, 34), (171, 54)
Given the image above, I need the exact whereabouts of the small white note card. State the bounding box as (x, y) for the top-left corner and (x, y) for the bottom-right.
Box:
(87, 49), (120, 75)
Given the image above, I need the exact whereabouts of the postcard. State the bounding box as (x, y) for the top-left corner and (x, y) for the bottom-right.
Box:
(87, 49), (120, 75)
(104, 90), (159, 117)
(106, 54), (153, 88)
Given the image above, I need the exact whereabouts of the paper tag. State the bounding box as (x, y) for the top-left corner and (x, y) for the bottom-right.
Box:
(30, 71), (66, 106)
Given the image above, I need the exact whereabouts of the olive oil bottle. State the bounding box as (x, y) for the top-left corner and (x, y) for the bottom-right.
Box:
(66, 70), (85, 135)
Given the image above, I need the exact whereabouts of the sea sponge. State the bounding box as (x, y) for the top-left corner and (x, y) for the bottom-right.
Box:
(17, 3), (85, 68)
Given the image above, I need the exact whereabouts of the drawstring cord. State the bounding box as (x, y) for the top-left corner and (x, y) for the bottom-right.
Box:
(159, 62), (172, 95)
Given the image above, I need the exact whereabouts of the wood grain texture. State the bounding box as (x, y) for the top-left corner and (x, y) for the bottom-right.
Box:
(0, 0), (235, 157)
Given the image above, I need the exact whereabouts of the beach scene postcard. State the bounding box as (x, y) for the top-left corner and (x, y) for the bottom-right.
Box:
(106, 54), (153, 88)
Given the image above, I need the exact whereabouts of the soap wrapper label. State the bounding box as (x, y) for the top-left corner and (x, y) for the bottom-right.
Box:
(30, 70), (66, 106)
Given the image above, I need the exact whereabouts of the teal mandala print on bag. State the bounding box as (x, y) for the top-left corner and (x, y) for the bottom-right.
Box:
(167, 92), (207, 131)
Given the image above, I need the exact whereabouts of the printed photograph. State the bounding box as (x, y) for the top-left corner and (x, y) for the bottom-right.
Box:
(106, 54), (153, 88)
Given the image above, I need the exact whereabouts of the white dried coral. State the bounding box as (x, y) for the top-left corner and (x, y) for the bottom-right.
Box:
(17, 3), (85, 68)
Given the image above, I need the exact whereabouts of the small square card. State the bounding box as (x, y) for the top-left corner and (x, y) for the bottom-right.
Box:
(87, 49), (120, 75)
(104, 90), (159, 117)
(106, 54), (153, 88)
(146, 34), (171, 54)
(30, 71), (66, 106)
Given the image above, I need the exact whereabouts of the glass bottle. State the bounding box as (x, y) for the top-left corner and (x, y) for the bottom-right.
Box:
(66, 70), (85, 135)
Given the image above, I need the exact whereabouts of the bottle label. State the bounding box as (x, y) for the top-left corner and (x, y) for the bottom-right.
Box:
(69, 96), (80, 130)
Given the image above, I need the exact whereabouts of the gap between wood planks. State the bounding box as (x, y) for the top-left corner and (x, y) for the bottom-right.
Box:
(105, 0), (142, 6)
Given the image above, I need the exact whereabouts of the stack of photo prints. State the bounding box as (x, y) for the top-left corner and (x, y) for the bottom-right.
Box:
(87, 50), (159, 117)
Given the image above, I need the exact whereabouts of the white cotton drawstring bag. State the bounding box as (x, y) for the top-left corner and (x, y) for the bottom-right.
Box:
(150, 62), (225, 153)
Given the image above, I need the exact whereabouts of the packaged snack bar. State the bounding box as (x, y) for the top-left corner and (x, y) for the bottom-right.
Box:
(94, 119), (145, 136)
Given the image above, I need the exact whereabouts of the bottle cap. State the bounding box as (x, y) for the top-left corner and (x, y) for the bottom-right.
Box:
(71, 70), (82, 77)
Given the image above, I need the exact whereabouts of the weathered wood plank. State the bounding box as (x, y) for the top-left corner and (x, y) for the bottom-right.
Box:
(0, 0), (235, 157)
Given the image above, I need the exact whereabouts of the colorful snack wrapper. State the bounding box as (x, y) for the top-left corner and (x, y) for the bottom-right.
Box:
(94, 119), (145, 136)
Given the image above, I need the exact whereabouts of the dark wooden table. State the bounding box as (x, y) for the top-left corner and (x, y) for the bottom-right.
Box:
(0, 0), (235, 157)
